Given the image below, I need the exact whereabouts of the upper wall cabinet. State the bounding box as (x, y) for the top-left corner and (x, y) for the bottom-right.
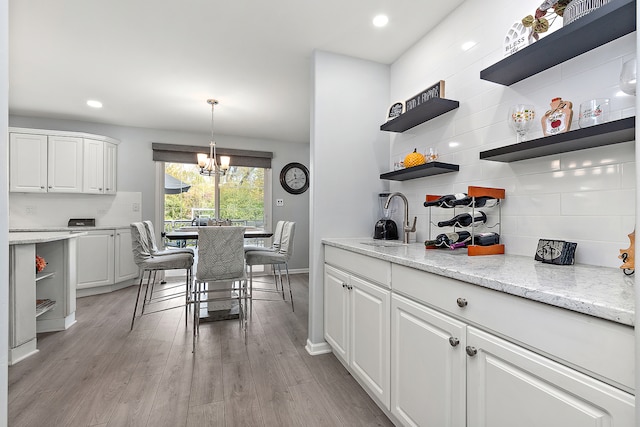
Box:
(9, 128), (119, 194)
(380, 98), (459, 133)
(480, 0), (636, 86)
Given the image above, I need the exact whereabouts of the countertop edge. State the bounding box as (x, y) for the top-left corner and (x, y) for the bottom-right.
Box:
(322, 238), (634, 327)
(9, 231), (88, 245)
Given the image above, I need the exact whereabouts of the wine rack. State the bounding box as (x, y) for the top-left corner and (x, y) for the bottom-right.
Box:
(425, 186), (505, 256)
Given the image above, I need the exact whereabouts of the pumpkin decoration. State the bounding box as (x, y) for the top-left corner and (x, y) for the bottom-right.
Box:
(403, 149), (426, 168)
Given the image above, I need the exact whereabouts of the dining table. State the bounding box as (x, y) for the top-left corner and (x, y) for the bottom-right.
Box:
(163, 227), (274, 322)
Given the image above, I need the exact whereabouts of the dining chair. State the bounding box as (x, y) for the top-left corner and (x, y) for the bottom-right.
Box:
(245, 221), (296, 311)
(244, 220), (285, 253)
(143, 220), (194, 256)
(193, 226), (248, 352)
(129, 222), (194, 330)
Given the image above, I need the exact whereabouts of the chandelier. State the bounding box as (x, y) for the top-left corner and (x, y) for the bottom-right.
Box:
(197, 99), (230, 176)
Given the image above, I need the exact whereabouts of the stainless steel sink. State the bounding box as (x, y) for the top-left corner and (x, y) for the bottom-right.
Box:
(360, 241), (407, 247)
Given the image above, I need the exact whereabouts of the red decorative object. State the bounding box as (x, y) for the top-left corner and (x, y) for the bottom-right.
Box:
(36, 255), (47, 273)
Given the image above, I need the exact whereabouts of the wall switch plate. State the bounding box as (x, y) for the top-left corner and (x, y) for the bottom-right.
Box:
(276, 199), (284, 207)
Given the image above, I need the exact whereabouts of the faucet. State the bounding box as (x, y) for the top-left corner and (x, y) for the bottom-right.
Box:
(384, 192), (417, 244)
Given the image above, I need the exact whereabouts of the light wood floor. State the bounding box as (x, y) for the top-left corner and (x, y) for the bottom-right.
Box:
(9, 274), (394, 427)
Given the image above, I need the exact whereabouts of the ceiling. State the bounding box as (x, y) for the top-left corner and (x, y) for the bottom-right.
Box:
(9, 0), (464, 144)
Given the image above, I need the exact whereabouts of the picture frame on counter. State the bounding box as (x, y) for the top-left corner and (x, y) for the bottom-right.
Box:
(405, 80), (445, 113)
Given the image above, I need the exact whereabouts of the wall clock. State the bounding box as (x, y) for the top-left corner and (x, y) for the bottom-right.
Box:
(280, 162), (309, 195)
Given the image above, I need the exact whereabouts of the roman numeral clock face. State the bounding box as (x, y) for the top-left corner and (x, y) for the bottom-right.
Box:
(280, 162), (309, 195)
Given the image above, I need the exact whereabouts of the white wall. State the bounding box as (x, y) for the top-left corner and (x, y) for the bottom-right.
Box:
(0, 0), (8, 423)
(388, 0), (636, 269)
(308, 50), (389, 349)
(8, 116), (310, 270)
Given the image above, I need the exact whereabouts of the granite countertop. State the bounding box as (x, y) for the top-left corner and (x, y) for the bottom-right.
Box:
(322, 238), (635, 327)
(9, 231), (88, 245)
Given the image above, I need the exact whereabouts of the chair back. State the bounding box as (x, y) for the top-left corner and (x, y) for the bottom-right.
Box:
(278, 221), (296, 261)
(196, 226), (246, 281)
(142, 220), (160, 253)
(130, 222), (152, 265)
(271, 220), (286, 250)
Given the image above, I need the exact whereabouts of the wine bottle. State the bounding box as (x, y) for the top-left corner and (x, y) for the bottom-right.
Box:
(437, 211), (487, 228)
(448, 196), (499, 208)
(423, 193), (467, 208)
(448, 232), (500, 249)
(425, 231), (471, 248)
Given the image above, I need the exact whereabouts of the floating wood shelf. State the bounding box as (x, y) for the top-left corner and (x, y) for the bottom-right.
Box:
(380, 162), (459, 181)
(480, 0), (636, 86)
(380, 98), (459, 133)
(479, 117), (635, 162)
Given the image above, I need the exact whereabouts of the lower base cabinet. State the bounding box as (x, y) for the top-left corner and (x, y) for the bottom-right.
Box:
(391, 294), (466, 426)
(324, 246), (635, 427)
(324, 258), (391, 410)
(390, 285), (635, 427)
(466, 327), (635, 427)
(77, 228), (137, 295)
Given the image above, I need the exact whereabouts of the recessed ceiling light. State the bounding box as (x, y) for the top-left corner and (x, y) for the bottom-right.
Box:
(87, 100), (103, 108)
(373, 14), (389, 27)
(461, 41), (477, 51)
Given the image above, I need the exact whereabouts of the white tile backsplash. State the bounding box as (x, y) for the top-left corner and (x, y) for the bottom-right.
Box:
(388, 0), (636, 268)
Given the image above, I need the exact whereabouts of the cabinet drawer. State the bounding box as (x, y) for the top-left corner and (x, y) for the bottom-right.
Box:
(392, 264), (634, 392)
(325, 246), (390, 288)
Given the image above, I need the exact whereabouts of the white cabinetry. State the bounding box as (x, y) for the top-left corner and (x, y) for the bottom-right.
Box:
(9, 133), (83, 193)
(9, 128), (118, 194)
(104, 141), (117, 194)
(77, 230), (115, 288)
(115, 228), (137, 282)
(466, 327), (634, 427)
(324, 246), (391, 410)
(391, 294), (466, 426)
(391, 263), (635, 427)
(9, 235), (79, 365)
(77, 228), (137, 296)
(83, 139), (118, 194)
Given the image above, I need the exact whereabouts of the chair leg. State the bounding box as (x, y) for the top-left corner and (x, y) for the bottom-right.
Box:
(285, 262), (294, 312)
(130, 270), (147, 330)
(276, 265), (285, 299)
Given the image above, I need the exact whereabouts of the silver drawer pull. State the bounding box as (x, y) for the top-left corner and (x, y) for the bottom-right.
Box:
(466, 346), (477, 357)
(449, 337), (460, 347)
(456, 298), (468, 308)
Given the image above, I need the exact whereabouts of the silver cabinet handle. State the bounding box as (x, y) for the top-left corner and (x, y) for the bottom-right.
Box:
(466, 346), (477, 357)
(456, 298), (468, 308)
(341, 282), (347, 288)
(449, 337), (460, 347)
(40, 186), (45, 189)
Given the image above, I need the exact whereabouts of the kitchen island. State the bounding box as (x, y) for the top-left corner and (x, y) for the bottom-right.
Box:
(322, 238), (635, 426)
(9, 231), (85, 364)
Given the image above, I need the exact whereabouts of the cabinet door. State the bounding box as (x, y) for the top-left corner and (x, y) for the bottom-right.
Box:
(391, 294), (466, 427)
(115, 228), (138, 282)
(324, 264), (350, 364)
(466, 327), (635, 427)
(47, 136), (83, 193)
(9, 133), (48, 192)
(83, 139), (104, 194)
(350, 275), (391, 410)
(77, 231), (115, 289)
(104, 142), (117, 194)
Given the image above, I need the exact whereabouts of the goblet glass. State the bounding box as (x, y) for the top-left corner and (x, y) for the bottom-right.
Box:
(508, 104), (536, 143)
(620, 58), (636, 96)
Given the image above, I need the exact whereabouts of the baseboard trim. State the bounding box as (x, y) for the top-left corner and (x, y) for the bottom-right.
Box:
(305, 339), (332, 356)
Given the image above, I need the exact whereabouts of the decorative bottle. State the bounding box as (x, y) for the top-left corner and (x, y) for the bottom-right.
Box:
(542, 97), (573, 136)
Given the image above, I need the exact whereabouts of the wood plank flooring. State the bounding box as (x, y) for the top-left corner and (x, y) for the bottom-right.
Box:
(9, 274), (395, 427)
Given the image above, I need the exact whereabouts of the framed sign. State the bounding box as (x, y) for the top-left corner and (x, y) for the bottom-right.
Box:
(405, 81), (445, 113)
(386, 102), (404, 121)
